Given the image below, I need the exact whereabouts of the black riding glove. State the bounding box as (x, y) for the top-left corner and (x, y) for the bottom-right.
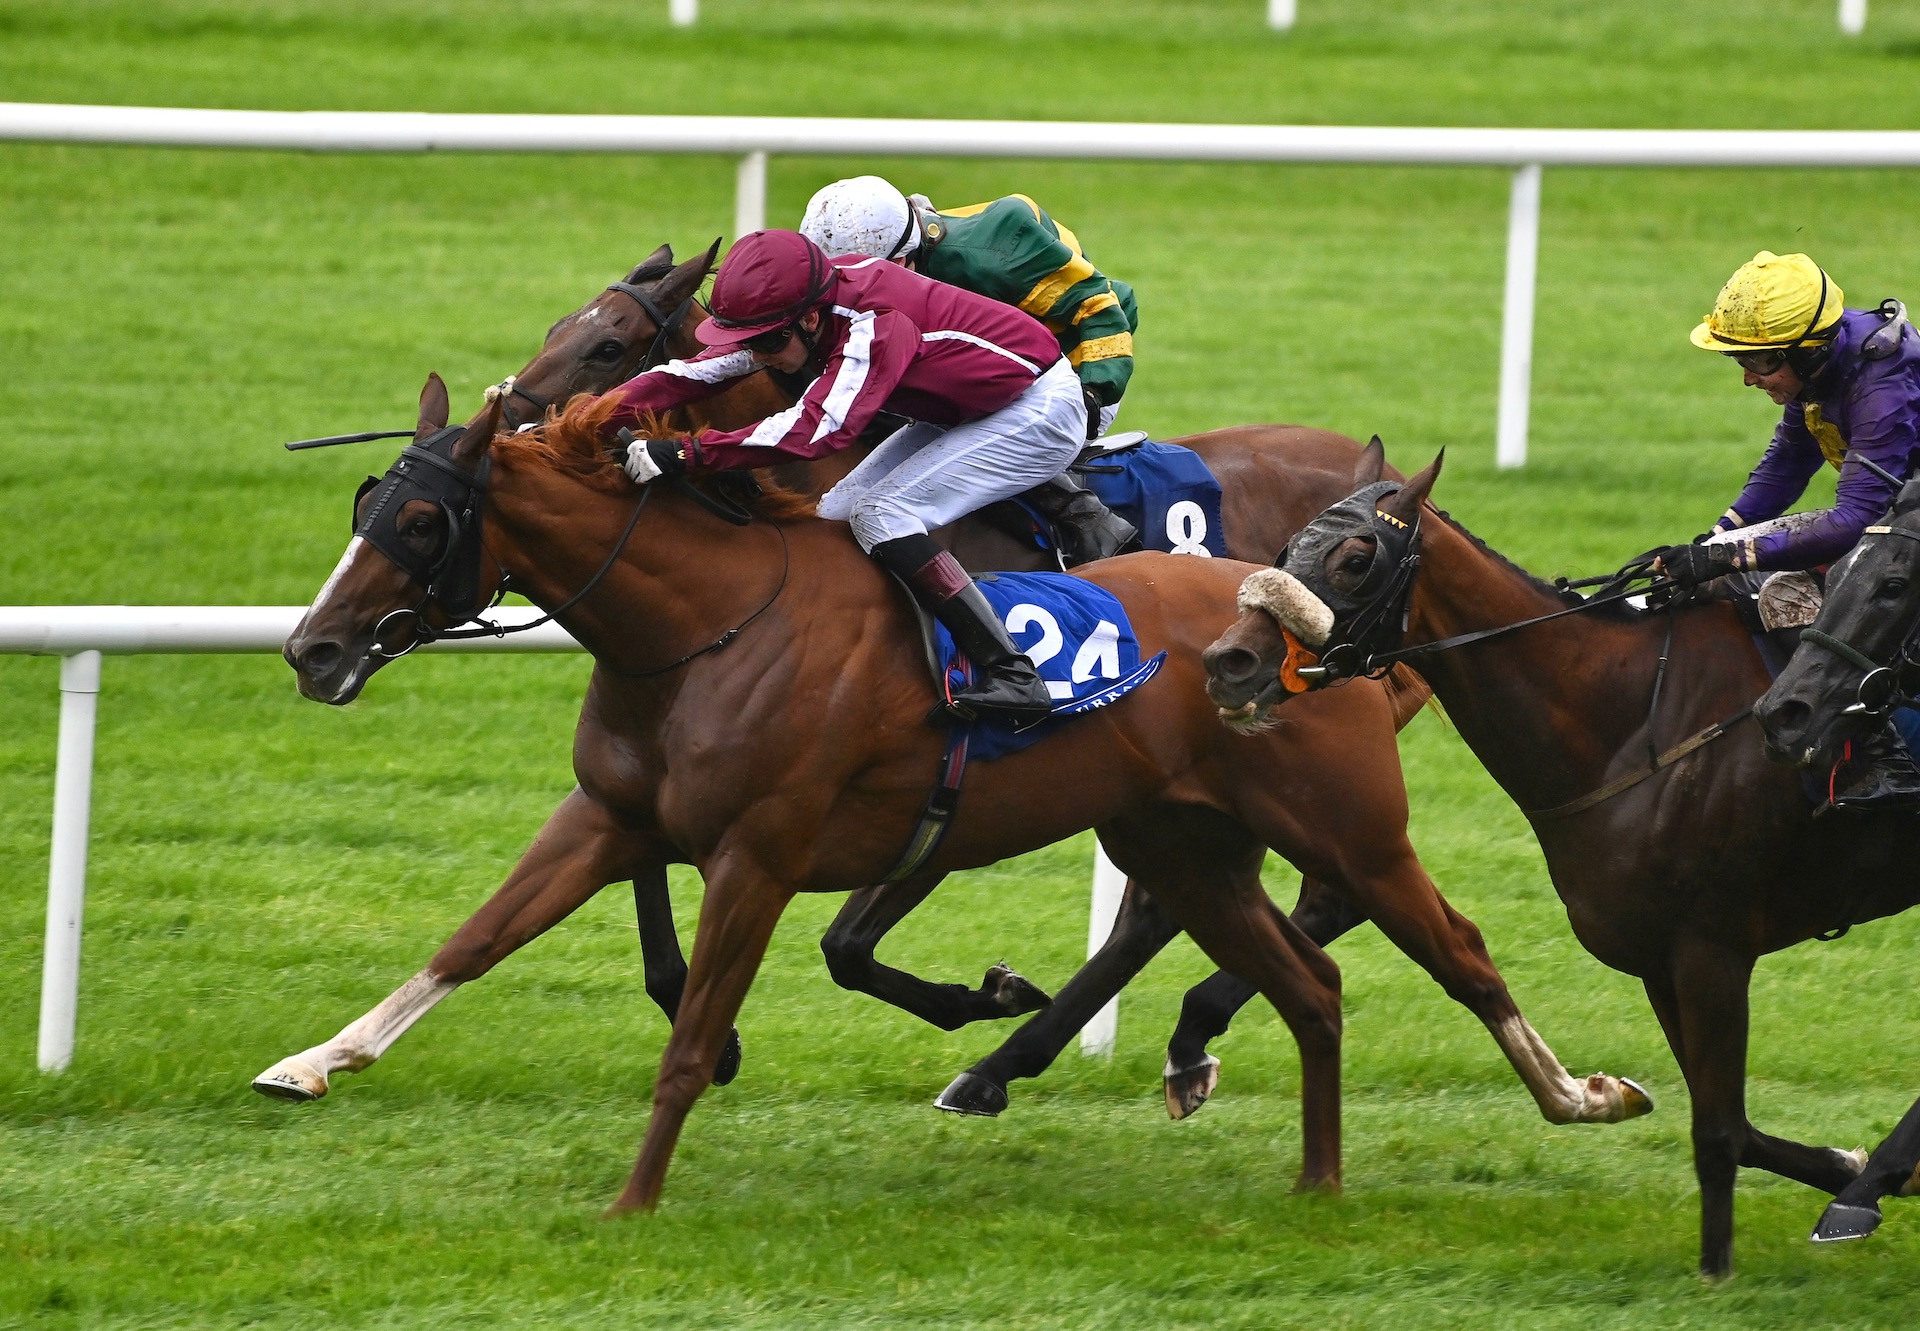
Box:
(1082, 386), (1105, 441)
(1654, 541), (1737, 588)
(618, 429), (688, 484)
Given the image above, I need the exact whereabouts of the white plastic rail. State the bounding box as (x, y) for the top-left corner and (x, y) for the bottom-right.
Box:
(8, 104), (1920, 467)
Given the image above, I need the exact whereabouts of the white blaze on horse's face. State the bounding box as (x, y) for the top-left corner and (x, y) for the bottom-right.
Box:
(312, 535), (369, 611)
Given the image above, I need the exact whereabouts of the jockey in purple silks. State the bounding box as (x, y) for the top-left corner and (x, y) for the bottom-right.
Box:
(1656, 251), (1920, 808)
(596, 228), (1090, 727)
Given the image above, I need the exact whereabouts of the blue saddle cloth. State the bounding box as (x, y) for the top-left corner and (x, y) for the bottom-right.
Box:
(935, 571), (1166, 762)
(1080, 438), (1228, 558)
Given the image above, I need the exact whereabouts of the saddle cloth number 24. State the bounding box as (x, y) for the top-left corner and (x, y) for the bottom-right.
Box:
(1005, 604), (1122, 701)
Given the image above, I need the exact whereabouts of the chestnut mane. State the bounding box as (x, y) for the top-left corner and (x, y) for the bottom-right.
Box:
(494, 391), (817, 521)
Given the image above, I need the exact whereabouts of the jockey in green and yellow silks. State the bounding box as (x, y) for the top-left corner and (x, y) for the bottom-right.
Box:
(799, 176), (1140, 566)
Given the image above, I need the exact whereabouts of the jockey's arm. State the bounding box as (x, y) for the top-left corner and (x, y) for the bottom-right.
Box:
(1714, 407), (1824, 536)
(684, 310), (920, 471)
(598, 349), (760, 432)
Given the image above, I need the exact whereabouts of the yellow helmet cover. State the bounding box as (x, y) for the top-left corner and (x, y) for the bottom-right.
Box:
(1690, 251), (1844, 352)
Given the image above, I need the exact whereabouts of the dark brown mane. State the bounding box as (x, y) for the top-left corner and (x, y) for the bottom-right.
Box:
(494, 391), (816, 521)
(1428, 506), (1639, 618)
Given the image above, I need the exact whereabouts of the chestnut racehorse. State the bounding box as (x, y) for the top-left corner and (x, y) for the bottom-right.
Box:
(488, 243), (1433, 1114)
(258, 379), (1648, 1213)
(1200, 441), (1920, 1276)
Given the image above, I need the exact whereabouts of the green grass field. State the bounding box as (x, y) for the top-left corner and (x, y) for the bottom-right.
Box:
(5, 2), (1920, 1325)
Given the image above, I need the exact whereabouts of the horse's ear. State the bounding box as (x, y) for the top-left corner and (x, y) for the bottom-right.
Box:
(1381, 448), (1445, 525)
(648, 237), (723, 315)
(1353, 435), (1386, 488)
(453, 391), (504, 466)
(417, 373), (450, 438)
(626, 244), (673, 284)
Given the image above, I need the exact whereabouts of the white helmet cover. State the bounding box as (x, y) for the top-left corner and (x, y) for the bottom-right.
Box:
(800, 175), (922, 261)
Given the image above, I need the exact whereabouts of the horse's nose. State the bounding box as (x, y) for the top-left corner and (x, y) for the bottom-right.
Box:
(287, 636), (343, 682)
(1756, 694), (1811, 759)
(1203, 642), (1262, 689)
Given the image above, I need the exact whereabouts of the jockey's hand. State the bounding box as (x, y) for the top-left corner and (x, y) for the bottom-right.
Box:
(619, 430), (687, 485)
(1654, 541), (1737, 588)
(1082, 387), (1104, 441)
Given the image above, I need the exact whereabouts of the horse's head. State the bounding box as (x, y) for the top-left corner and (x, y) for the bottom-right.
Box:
(284, 373), (506, 704)
(1203, 438), (1443, 721)
(1756, 480), (1920, 768)
(494, 241), (720, 430)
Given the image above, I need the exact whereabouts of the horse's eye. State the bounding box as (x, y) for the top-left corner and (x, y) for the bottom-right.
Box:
(588, 339), (625, 362)
(1340, 552), (1372, 575)
(405, 515), (436, 538)
(1879, 577), (1909, 598)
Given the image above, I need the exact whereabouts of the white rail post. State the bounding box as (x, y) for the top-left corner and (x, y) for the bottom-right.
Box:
(1268, 0), (1297, 31)
(735, 150), (767, 239)
(670, 0), (697, 28)
(38, 650), (102, 1073)
(1496, 163), (1542, 470)
(1080, 845), (1128, 1056)
(1839, 0), (1867, 35)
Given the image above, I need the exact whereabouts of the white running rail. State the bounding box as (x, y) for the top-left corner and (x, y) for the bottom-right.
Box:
(8, 103), (1920, 466)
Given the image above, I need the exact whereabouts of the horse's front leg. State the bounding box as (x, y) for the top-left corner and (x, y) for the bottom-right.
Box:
(608, 850), (794, 1214)
(818, 877), (1050, 1031)
(632, 867), (742, 1086)
(1814, 1093), (1920, 1242)
(252, 787), (656, 1102)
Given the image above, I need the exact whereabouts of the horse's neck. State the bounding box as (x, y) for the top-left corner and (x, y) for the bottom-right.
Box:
(486, 461), (801, 675)
(1406, 514), (1683, 812)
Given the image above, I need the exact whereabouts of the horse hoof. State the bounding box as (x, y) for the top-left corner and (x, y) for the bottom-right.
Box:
(713, 1030), (742, 1087)
(982, 963), (1051, 1017)
(1811, 1201), (1883, 1243)
(1163, 1054), (1221, 1121)
(251, 1055), (328, 1102)
(1615, 1075), (1655, 1119)
(934, 1072), (1009, 1117)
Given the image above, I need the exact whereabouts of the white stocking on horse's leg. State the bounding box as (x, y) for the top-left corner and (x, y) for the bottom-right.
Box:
(1334, 846), (1651, 1125)
(252, 787), (652, 1102)
(610, 855), (794, 1214)
(818, 876), (1047, 1030)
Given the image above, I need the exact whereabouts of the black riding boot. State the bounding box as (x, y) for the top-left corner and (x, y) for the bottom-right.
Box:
(1830, 722), (1920, 812)
(1018, 472), (1138, 568)
(871, 534), (1055, 727)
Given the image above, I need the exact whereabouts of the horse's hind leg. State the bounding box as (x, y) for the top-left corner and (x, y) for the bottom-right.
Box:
(1163, 875), (1366, 1120)
(1103, 813), (1344, 1192)
(819, 877), (1050, 1031)
(611, 850), (794, 1214)
(252, 787), (654, 1103)
(936, 877), (1182, 1116)
(633, 867), (741, 1086)
(1817, 1094), (1920, 1242)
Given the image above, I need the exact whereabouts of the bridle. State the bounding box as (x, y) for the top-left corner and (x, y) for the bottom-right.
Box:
(1799, 522), (1920, 716)
(491, 278), (695, 425)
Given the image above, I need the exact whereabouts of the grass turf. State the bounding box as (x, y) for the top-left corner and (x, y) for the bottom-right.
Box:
(4, 2), (1920, 1325)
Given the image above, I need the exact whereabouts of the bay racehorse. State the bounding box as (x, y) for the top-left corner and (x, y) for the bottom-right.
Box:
(1754, 480), (1920, 1243)
(482, 243), (1433, 1115)
(1199, 440), (1920, 1276)
(258, 379), (1649, 1212)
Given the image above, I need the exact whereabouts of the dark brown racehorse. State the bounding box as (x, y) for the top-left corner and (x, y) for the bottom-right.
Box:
(1755, 483), (1920, 1243)
(257, 380), (1649, 1213)
(487, 244), (1435, 1115)
(1200, 441), (1920, 1276)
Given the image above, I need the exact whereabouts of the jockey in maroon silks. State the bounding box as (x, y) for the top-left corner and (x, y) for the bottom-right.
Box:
(598, 228), (1090, 726)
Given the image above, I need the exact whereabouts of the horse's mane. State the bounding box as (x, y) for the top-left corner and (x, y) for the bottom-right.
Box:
(1427, 506), (1640, 619)
(493, 392), (817, 521)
